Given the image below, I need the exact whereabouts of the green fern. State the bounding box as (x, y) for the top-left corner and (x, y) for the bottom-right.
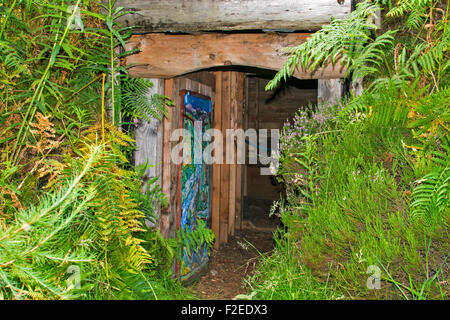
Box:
(266, 1), (394, 90)
(0, 0), (185, 300)
(411, 132), (449, 224)
(408, 86), (450, 140)
(175, 220), (215, 258)
(0, 145), (101, 299)
(387, 0), (437, 29)
(120, 75), (169, 122)
(411, 166), (449, 225)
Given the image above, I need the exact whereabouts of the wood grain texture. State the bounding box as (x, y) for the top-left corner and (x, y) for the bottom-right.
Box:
(212, 72), (222, 249)
(235, 73), (245, 231)
(125, 33), (346, 79)
(228, 72), (238, 237)
(243, 76), (249, 198)
(184, 72), (216, 92)
(169, 78), (182, 237)
(109, 0), (350, 33)
(219, 71), (231, 244)
(134, 78), (164, 228)
(161, 79), (174, 238)
(318, 79), (344, 106)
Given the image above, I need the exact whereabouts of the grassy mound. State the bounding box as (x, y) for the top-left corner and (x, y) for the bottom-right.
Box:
(248, 0), (449, 300)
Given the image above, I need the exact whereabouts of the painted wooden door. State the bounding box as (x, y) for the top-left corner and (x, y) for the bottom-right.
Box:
(178, 90), (212, 282)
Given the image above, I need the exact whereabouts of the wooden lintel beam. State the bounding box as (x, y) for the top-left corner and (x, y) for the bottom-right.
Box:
(125, 33), (346, 79)
(109, 0), (350, 33)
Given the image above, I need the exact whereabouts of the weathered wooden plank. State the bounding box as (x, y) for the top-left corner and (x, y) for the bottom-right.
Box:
(220, 71), (231, 244)
(212, 72), (222, 249)
(126, 33), (346, 79)
(170, 79), (182, 236)
(255, 78), (260, 130)
(176, 81), (187, 233)
(235, 73), (245, 231)
(228, 72), (238, 237)
(318, 79), (344, 106)
(184, 72), (216, 92)
(110, 0), (350, 33)
(243, 76), (250, 198)
(161, 79), (174, 238)
(185, 78), (197, 92)
(246, 77), (258, 130)
(134, 78), (164, 228)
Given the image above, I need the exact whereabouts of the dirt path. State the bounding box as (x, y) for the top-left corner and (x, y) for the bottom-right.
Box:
(192, 217), (278, 300)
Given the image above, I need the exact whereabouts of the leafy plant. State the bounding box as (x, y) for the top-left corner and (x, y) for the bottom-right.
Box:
(250, 0), (449, 300)
(121, 75), (170, 123)
(175, 220), (215, 259)
(266, 1), (396, 90)
(411, 135), (450, 227)
(0, 0), (186, 300)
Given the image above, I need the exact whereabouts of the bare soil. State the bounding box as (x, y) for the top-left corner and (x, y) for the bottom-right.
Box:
(192, 216), (278, 300)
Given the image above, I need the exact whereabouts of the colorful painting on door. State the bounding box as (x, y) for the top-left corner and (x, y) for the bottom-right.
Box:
(178, 90), (212, 282)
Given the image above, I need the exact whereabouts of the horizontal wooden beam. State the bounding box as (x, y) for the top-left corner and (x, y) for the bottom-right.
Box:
(110, 0), (350, 33)
(126, 33), (346, 79)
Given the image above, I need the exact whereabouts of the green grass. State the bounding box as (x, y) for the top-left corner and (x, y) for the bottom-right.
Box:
(245, 231), (343, 300)
(247, 111), (449, 300)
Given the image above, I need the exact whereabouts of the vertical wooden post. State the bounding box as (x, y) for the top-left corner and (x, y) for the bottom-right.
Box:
(228, 72), (238, 237)
(243, 76), (249, 199)
(212, 72), (223, 249)
(235, 73), (245, 231)
(220, 71), (231, 244)
(160, 79), (174, 238)
(176, 88), (185, 232)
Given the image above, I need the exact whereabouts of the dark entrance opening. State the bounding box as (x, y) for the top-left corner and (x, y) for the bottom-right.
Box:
(242, 73), (317, 231)
(193, 68), (318, 299)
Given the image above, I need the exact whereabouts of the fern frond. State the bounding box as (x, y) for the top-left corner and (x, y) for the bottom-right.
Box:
(120, 75), (169, 122)
(411, 166), (450, 224)
(267, 1), (388, 90)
